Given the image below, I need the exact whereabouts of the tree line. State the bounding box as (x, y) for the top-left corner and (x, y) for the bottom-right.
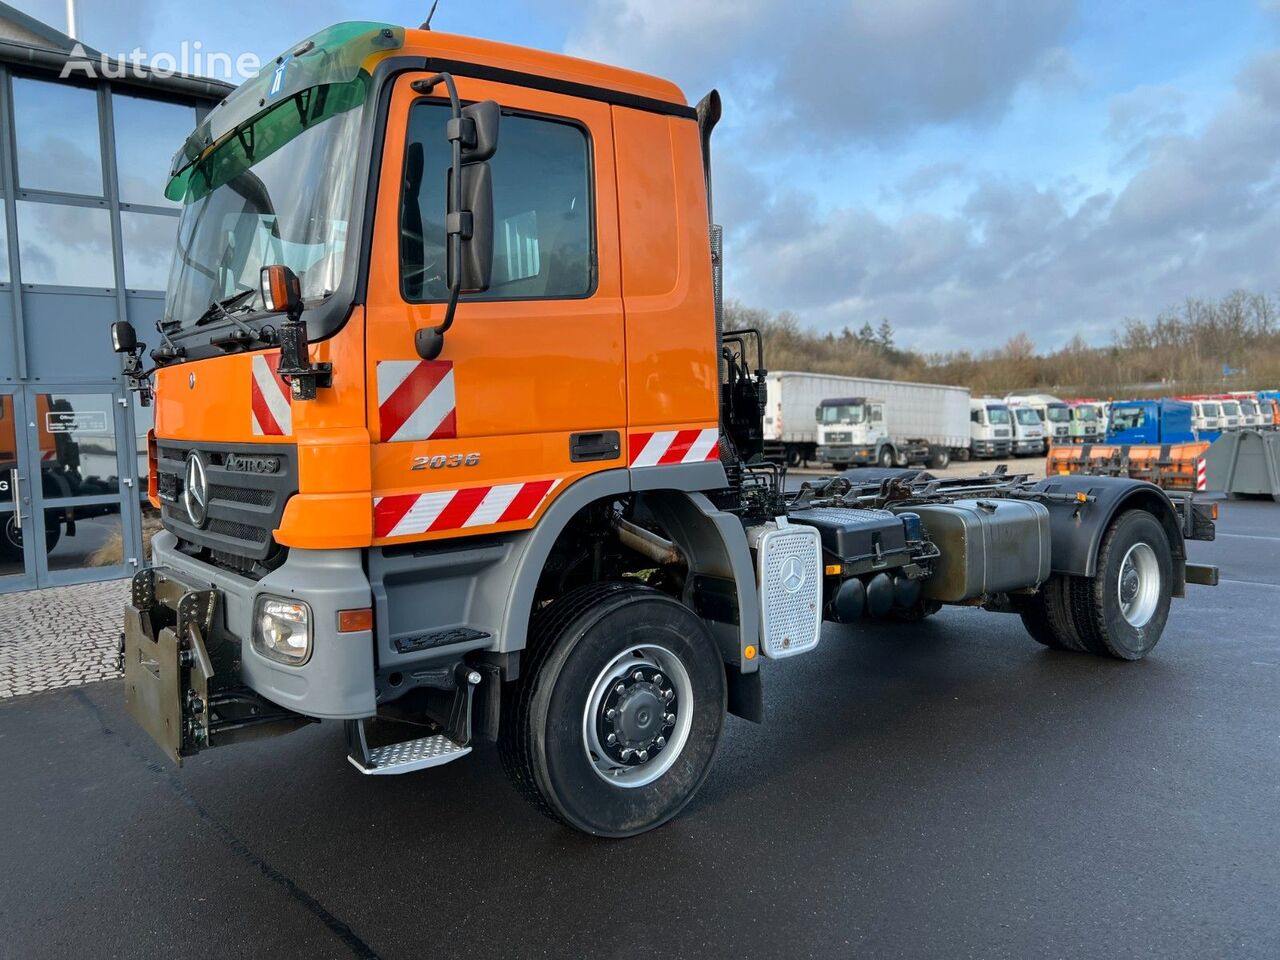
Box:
(726, 289), (1280, 398)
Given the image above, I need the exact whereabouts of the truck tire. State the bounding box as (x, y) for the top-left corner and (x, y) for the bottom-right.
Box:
(1067, 510), (1173, 660)
(878, 447), (894, 468)
(1018, 576), (1090, 653)
(956, 447), (972, 462)
(499, 581), (726, 837)
(927, 447), (951, 469)
(785, 446), (801, 468)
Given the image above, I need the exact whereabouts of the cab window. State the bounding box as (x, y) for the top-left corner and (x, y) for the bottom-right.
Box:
(400, 102), (594, 302)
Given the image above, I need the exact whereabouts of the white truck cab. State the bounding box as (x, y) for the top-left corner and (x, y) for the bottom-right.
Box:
(1236, 396), (1265, 429)
(1187, 400), (1222, 434)
(1005, 393), (1071, 445)
(1010, 404), (1048, 456)
(1218, 399), (1242, 429)
(1068, 401), (1103, 443)
(816, 397), (892, 468)
(970, 398), (1013, 459)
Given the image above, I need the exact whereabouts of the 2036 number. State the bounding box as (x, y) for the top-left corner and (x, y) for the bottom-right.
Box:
(412, 453), (481, 471)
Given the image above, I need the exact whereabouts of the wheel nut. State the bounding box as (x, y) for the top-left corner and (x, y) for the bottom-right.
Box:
(652, 673), (663, 685)
(614, 683), (625, 695)
(656, 736), (666, 748)
(663, 713), (675, 726)
(606, 733), (617, 745)
(662, 688), (674, 701)
(606, 708), (617, 720)
(637, 750), (649, 762)
(621, 748), (634, 761)
(633, 670), (645, 682)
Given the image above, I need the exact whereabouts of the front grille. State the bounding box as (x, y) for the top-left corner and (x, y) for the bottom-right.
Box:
(156, 440), (297, 571)
(825, 432), (853, 443)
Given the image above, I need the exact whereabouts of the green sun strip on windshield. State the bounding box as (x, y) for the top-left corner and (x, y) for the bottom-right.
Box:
(166, 74), (369, 204)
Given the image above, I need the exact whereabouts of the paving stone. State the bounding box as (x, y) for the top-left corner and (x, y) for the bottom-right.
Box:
(0, 579), (128, 699)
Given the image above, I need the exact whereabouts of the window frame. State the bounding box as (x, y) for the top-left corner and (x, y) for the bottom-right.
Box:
(396, 96), (599, 306)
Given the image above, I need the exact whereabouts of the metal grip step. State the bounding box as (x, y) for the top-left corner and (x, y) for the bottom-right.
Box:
(348, 734), (471, 776)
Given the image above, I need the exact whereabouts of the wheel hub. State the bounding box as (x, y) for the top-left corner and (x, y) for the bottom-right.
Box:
(598, 666), (676, 766)
(1120, 566), (1140, 604)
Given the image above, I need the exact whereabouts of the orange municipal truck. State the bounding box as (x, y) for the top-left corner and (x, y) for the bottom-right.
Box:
(116, 21), (1218, 836)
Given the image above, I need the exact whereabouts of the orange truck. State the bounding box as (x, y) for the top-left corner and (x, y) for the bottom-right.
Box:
(115, 21), (1218, 837)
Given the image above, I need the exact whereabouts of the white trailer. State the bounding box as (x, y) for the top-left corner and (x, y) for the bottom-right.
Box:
(763, 371), (969, 469)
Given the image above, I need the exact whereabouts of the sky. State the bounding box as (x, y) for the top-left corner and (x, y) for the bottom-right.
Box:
(15, 0), (1280, 352)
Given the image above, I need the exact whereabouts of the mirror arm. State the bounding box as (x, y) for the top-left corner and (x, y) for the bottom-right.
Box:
(414, 72), (465, 362)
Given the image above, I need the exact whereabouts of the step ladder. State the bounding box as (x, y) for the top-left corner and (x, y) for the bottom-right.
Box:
(345, 664), (480, 776)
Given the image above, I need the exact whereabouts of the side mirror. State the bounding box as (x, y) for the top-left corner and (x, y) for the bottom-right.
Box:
(260, 264), (303, 319)
(111, 320), (137, 354)
(458, 100), (499, 162)
(451, 161), (493, 293)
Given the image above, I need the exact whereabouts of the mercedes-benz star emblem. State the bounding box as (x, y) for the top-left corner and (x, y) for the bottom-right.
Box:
(183, 451), (209, 528)
(780, 556), (806, 594)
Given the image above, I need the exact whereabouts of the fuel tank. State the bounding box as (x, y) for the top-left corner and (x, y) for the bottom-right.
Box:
(898, 499), (1051, 602)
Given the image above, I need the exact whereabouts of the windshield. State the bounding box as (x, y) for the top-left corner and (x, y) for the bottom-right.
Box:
(1240, 400), (1257, 416)
(1073, 405), (1098, 421)
(1046, 405), (1071, 422)
(987, 406), (1011, 425)
(1111, 407), (1144, 432)
(1221, 401), (1240, 416)
(1014, 407), (1041, 426)
(820, 404), (866, 425)
(1202, 403), (1220, 417)
(163, 79), (367, 335)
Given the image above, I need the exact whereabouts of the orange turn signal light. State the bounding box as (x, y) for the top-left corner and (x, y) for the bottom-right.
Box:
(337, 608), (374, 633)
(825, 563), (843, 576)
(1210, 503), (1219, 520)
(744, 645), (757, 661)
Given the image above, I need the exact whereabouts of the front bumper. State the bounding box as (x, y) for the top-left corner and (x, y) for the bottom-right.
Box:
(137, 532), (377, 724)
(1014, 439), (1045, 454)
(818, 444), (874, 464)
(972, 440), (1011, 457)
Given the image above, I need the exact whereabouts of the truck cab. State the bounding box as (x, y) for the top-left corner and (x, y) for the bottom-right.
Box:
(1217, 399), (1242, 430)
(816, 397), (889, 469)
(1005, 393), (1071, 445)
(1107, 399), (1195, 445)
(1068, 401), (1102, 443)
(1235, 396), (1265, 429)
(1009, 404), (1047, 456)
(969, 399), (1013, 458)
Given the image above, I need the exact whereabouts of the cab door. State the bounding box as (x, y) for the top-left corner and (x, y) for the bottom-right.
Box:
(364, 73), (624, 543)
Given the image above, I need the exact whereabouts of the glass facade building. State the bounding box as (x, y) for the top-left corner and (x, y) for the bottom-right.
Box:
(0, 7), (231, 591)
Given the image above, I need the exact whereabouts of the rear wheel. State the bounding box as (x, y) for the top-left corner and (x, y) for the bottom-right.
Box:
(785, 446), (801, 468)
(1017, 575), (1090, 652)
(927, 447), (951, 469)
(1069, 510), (1173, 660)
(499, 582), (726, 837)
(878, 447), (895, 468)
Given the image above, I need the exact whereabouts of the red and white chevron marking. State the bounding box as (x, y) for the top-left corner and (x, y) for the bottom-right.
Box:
(1195, 456), (1207, 492)
(374, 479), (561, 539)
(251, 354), (292, 436)
(629, 428), (720, 468)
(377, 360), (456, 443)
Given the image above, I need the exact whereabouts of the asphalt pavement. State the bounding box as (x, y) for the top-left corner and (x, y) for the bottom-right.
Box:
(1, 497), (1277, 959)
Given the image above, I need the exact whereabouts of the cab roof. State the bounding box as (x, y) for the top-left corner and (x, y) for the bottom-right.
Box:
(402, 28), (690, 110)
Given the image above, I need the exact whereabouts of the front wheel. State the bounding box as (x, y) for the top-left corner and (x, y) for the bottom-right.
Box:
(499, 582), (726, 837)
(878, 447), (895, 468)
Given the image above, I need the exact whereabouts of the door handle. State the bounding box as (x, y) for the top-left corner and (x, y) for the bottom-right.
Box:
(570, 431), (621, 463)
(9, 468), (21, 530)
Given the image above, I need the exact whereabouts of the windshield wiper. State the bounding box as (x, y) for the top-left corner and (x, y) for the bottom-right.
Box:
(194, 289), (257, 327)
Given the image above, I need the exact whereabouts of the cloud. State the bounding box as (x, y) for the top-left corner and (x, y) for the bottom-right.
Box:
(565, 0), (1076, 144)
(725, 49), (1280, 351)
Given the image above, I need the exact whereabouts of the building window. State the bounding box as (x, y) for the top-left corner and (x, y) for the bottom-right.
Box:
(121, 210), (177, 290)
(400, 104), (594, 302)
(16, 201), (114, 287)
(113, 93), (197, 208)
(0, 206), (9, 284)
(11, 77), (104, 197)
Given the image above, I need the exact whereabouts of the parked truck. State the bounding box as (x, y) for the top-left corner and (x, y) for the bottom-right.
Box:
(113, 20), (1219, 838)
(807, 375), (968, 470)
(1009, 404), (1048, 456)
(1106, 399), (1196, 445)
(761, 371), (821, 467)
(968, 398), (1014, 459)
(1005, 393), (1072, 445)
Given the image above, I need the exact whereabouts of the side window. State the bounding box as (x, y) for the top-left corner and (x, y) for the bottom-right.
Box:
(400, 101), (594, 302)
(970, 409), (982, 425)
(871, 405), (883, 422)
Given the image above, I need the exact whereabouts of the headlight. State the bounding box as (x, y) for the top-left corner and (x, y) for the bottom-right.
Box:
(253, 596), (312, 665)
